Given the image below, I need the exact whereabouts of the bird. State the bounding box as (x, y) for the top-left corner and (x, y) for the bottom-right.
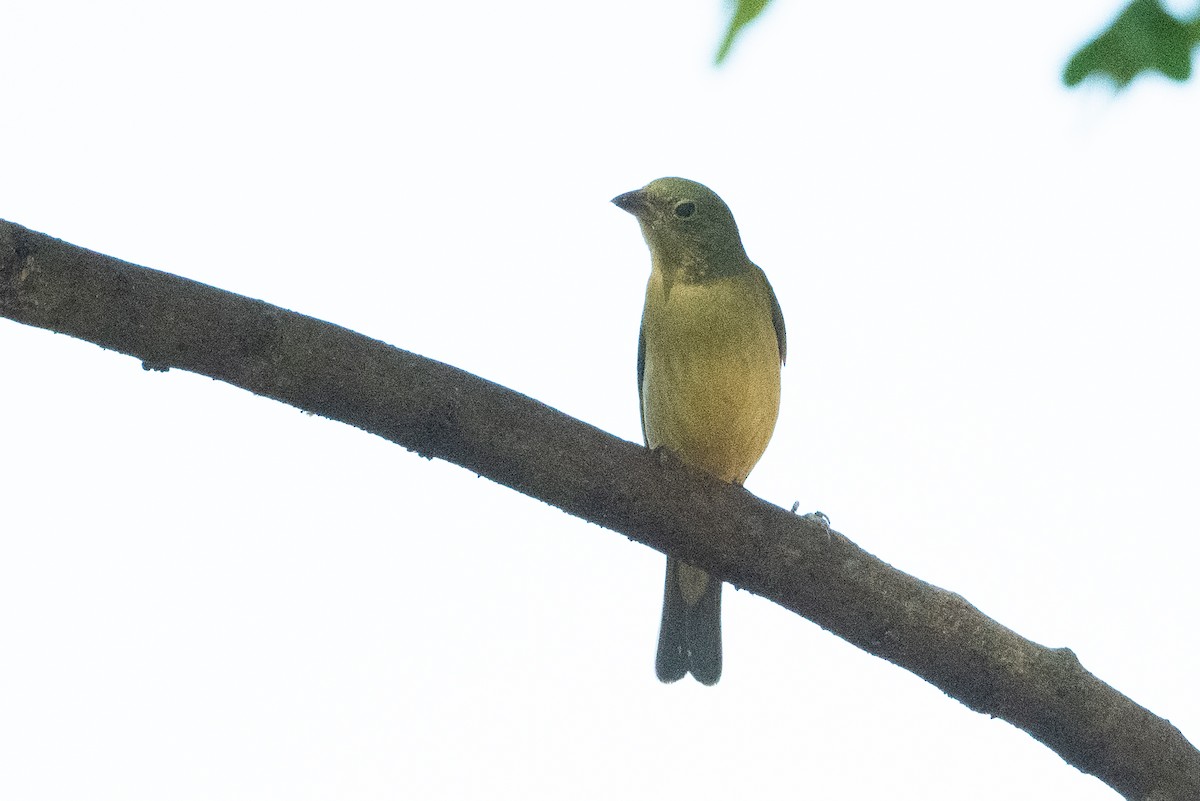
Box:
(612, 177), (786, 685)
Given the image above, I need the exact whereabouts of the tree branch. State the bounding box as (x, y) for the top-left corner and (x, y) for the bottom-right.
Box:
(1, 219), (1196, 800)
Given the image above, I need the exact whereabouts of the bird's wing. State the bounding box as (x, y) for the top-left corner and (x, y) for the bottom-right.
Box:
(637, 320), (648, 443)
(757, 265), (787, 365)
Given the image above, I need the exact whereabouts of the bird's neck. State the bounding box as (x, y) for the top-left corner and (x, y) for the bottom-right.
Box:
(650, 248), (749, 289)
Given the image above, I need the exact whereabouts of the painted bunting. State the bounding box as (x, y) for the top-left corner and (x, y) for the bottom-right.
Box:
(613, 177), (786, 686)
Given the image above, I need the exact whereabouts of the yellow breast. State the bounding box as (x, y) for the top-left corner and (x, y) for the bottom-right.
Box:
(640, 266), (782, 484)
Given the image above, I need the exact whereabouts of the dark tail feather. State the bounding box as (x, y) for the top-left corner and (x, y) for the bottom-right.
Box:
(656, 558), (689, 683)
(656, 557), (723, 685)
(685, 574), (722, 685)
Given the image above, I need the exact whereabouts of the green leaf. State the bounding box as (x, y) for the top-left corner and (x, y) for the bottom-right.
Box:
(716, 0), (772, 64)
(1064, 0), (1200, 88)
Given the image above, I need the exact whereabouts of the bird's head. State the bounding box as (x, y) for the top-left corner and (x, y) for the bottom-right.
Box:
(612, 177), (748, 279)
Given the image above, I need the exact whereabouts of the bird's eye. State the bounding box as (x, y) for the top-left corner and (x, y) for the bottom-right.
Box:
(674, 202), (696, 219)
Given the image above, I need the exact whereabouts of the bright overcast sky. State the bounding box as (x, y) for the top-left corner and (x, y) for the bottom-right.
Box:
(3, 1), (1198, 799)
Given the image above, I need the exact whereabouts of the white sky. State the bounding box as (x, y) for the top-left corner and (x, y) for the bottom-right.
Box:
(3, 1), (1198, 798)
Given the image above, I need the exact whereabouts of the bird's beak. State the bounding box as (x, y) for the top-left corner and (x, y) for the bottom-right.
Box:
(611, 189), (650, 217)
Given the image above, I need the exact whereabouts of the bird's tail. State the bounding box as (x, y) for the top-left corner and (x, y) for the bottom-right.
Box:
(656, 557), (722, 685)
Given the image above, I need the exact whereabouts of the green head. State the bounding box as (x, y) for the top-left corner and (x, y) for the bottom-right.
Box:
(612, 177), (749, 279)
